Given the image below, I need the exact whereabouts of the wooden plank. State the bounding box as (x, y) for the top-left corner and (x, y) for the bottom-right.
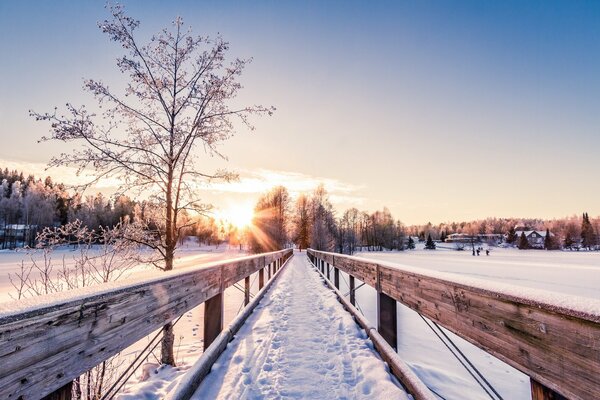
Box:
(42, 381), (72, 400)
(377, 264), (600, 399)
(349, 276), (356, 306)
(531, 379), (568, 400)
(259, 268), (265, 290)
(0, 249), (291, 399)
(244, 276), (250, 306)
(334, 267), (340, 289)
(203, 293), (223, 351)
(308, 250), (600, 400)
(311, 250), (377, 288)
(377, 291), (397, 351)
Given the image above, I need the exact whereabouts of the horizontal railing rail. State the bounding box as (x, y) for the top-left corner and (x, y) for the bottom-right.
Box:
(0, 248), (293, 399)
(307, 249), (600, 400)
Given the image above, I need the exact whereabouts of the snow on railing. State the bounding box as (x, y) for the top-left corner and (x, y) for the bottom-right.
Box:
(0, 249), (293, 399)
(307, 249), (600, 400)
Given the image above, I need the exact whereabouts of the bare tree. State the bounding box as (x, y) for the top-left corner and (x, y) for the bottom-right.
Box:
(31, 5), (272, 365)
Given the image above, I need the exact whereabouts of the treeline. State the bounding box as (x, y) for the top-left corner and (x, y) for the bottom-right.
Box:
(247, 184), (600, 253)
(246, 185), (408, 254)
(408, 214), (600, 250)
(0, 167), (237, 250)
(0, 167), (150, 248)
(5, 166), (600, 253)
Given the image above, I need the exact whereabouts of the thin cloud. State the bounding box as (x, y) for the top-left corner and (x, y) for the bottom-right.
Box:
(204, 168), (365, 199)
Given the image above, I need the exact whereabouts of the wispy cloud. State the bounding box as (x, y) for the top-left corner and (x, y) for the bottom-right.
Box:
(204, 168), (366, 204)
(0, 158), (367, 207)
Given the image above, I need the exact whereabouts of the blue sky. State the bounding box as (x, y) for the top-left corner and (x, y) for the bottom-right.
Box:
(1, 1), (599, 224)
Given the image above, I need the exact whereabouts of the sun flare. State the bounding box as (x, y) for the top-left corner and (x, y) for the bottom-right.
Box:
(215, 204), (255, 229)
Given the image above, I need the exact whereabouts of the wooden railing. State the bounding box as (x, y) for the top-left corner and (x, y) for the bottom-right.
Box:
(0, 249), (293, 399)
(307, 249), (600, 400)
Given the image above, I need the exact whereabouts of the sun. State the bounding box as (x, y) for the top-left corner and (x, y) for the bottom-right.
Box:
(215, 204), (255, 229)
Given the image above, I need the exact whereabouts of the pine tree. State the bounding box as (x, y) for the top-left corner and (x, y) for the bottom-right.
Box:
(506, 226), (517, 244)
(425, 234), (436, 250)
(564, 232), (574, 250)
(440, 230), (447, 242)
(544, 228), (555, 250)
(407, 236), (415, 250)
(581, 212), (595, 250)
(518, 232), (530, 250)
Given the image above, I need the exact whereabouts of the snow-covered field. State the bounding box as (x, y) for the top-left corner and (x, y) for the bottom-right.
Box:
(192, 253), (408, 400)
(2, 244), (597, 399)
(349, 245), (600, 400)
(0, 242), (250, 399)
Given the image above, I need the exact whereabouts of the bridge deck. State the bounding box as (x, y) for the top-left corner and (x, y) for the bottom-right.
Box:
(191, 252), (408, 399)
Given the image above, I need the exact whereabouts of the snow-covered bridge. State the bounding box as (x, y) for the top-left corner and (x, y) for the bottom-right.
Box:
(1, 250), (599, 400)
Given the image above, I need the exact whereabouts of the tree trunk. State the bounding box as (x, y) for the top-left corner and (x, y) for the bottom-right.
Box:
(161, 170), (176, 365)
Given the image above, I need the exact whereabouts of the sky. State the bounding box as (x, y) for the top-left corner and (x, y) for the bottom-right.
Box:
(0, 1), (599, 225)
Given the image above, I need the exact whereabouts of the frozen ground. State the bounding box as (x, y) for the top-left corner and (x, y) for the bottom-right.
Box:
(348, 245), (600, 400)
(192, 252), (407, 400)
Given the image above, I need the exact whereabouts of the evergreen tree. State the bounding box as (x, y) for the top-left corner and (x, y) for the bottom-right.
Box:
(407, 236), (415, 250)
(564, 232), (574, 250)
(440, 230), (447, 242)
(506, 226), (517, 244)
(544, 228), (556, 250)
(581, 212), (595, 250)
(518, 232), (530, 250)
(425, 234), (436, 250)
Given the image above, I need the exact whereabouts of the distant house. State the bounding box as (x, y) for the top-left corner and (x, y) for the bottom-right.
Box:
(515, 230), (553, 249)
(0, 224), (39, 249)
(446, 233), (503, 244)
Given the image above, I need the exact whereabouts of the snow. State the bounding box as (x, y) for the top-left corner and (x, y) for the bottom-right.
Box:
(0, 243), (250, 399)
(344, 245), (600, 400)
(0, 245), (249, 317)
(2, 244), (597, 399)
(191, 252), (409, 400)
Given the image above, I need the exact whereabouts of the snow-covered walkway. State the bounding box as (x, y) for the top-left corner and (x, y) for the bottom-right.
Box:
(192, 252), (408, 399)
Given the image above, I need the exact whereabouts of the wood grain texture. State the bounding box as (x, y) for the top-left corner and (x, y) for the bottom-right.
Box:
(308, 249), (600, 400)
(0, 249), (292, 399)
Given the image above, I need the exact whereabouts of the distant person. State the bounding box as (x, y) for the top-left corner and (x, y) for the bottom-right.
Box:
(476, 249), (480, 256)
(486, 249), (490, 256)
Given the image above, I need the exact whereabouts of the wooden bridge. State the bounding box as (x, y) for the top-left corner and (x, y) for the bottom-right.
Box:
(0, 249), (599, 399)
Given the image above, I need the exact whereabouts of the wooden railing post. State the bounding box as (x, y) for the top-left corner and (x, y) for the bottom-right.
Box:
(203, 293), (223, 351)
(334, 267), (340, 289)
(244, 276), (250, 306)
(259, 267), (264, 289)
(326, 263), (330, 280)
(377, 292), (398, 351)
(268, 262), (272, 279)
(349, 275), (356, 306)
(531, 379), (567, 400)
(42, 382), (72, 400)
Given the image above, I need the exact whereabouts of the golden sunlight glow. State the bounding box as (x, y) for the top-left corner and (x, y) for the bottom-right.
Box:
(215, 204), (255, 229)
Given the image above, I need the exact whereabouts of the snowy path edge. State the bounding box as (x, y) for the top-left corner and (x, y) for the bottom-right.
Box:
(306, 255), (437, 400)
(166, 254), (294, 400)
